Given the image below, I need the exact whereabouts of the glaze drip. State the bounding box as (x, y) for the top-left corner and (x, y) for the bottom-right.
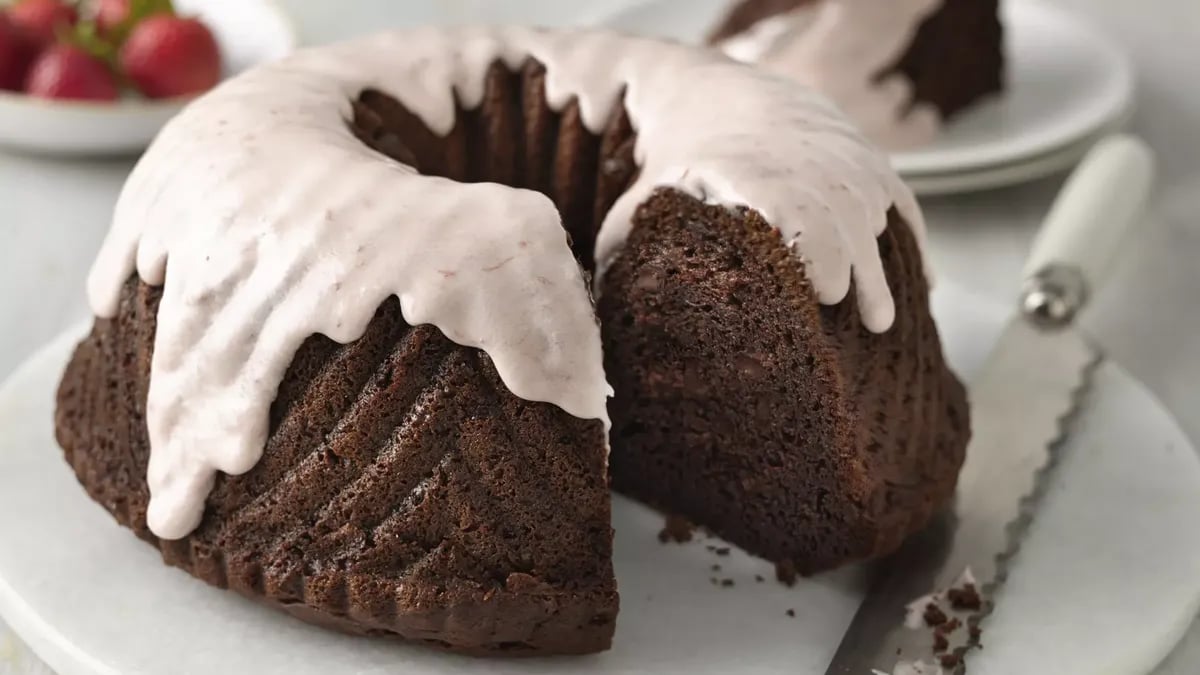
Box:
(87, 26), (926, 540)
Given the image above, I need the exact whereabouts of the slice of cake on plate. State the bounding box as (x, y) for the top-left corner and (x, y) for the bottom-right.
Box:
(709, 0), (1005, 149)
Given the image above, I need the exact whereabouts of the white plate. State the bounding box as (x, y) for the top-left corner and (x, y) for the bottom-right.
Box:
(0, 0), (297, 157)
(905, 106), (1133, 196)
(1, 284), (1199, 675)
(595, 0), (1135, 179)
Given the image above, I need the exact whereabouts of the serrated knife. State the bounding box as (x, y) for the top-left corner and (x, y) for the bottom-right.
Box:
(824, 135), (1158, 675)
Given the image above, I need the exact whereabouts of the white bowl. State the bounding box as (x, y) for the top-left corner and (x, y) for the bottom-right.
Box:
(0, 0), (297, 156)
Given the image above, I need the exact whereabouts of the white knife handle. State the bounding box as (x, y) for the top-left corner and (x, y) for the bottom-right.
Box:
(1023, 135), (1157, 310)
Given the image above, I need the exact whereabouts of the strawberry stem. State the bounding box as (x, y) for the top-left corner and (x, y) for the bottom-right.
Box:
(62, 18), (116, 65)
(60, 0), (177, 82)
(107, 0), (175, 46)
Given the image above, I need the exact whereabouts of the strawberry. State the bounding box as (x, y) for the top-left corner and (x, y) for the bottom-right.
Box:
(120, 14), (219, 99)
(8, 0), (79, 47)
(0, 13), (39, 91)
(24, 43), (119, 101)
(95, 0), (129, 36)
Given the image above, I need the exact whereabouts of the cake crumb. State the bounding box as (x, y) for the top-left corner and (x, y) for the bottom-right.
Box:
(775, 561), (798, 586)
(786, 609), (796, 618)
(658, 515), (695, 543)
(939, 653), (961, 668)
(721, 578), (735, 587)
(932, 632), (948, 652)
(948, 583), (982, 611)
(939, 618), (962, 634)
(714, 546), (731, 556)
(755, 574), (765, 583)
(922, 603), (948, 627)
(969, 624), (982, 641)
(711, 563), (722, 572)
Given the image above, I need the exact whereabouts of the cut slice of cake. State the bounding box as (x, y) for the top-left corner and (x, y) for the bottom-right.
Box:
(709, 0), (1005, 149)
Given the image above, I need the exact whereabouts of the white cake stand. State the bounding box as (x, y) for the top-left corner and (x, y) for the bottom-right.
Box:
(0, 283), (1198, 675)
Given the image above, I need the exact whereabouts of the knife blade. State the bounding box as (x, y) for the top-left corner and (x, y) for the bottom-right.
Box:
(824, 135), (1157, 675)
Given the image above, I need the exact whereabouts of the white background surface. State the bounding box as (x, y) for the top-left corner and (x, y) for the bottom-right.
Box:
(1, 0), (1199, 672)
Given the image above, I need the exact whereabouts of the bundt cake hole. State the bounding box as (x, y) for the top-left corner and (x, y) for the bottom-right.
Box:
(348, 59), (641, 274)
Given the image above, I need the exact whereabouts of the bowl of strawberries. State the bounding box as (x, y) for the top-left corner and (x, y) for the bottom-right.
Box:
(0, 0), (296, 155)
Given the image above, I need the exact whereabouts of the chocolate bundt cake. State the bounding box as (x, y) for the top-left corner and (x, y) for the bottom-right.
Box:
(708, 0), (1005, 149)
(55, 26), (970, 656)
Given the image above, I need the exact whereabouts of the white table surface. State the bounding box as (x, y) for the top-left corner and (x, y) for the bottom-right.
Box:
(2, 0), (1199, 672)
